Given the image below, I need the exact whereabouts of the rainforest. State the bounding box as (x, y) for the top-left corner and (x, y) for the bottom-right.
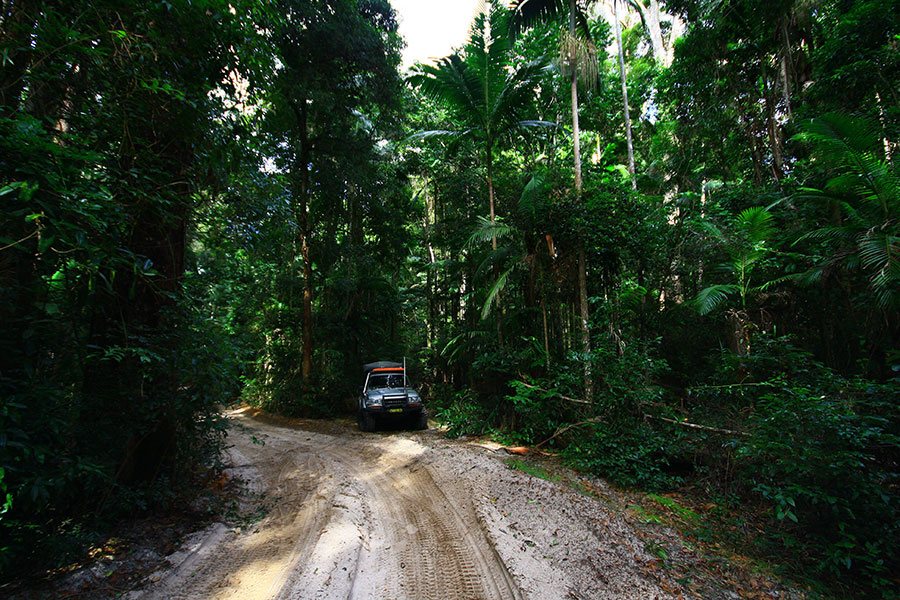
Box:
(1, 0), (898, 597)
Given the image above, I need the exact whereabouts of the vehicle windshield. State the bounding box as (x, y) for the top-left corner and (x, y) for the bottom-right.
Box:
(368, 373), (405, 389)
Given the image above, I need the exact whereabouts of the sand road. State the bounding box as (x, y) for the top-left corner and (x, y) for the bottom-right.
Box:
(129, 408), (680, 600)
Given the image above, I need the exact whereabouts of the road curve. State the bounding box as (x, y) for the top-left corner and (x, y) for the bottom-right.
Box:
(132, 409), (524, 600)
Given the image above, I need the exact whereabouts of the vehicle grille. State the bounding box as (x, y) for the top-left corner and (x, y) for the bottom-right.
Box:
(383, 394), (407, 407)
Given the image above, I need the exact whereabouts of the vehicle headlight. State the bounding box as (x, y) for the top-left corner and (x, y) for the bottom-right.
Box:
(407, 393), (421, 404)
(366, 394), (383, 407)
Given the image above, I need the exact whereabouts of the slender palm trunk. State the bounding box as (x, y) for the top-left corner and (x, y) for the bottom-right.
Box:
(578, 249), (592, 397)
(563, 0), (591, 397)
(487, 146), (497, 251)
(569, 0), (583, 194)
(613, 0), (636, 189)
(571, 71), (583, 193)
(486, 144), (504, 347)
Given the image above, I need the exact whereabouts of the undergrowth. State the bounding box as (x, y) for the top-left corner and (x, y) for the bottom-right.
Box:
(432, 335), (900, 599)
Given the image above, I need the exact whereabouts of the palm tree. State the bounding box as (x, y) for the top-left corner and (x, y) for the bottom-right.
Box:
(694, 205), (780, 356)
(612, 0), (636, 187)
(509, 0), (598, 195)
(795, 112), (900, 309)
(509, 0), (599, 397)
(695, 206), (779, 316)
(408, 3), (554, 251)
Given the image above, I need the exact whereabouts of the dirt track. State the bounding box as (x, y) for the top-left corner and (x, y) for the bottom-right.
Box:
(128, 408), (682, 600)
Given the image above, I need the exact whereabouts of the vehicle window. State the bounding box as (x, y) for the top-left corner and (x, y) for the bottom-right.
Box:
(368, 374), (404, 389)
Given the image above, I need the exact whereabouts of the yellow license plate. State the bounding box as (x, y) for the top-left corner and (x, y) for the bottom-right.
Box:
(388, 408), (403, 413)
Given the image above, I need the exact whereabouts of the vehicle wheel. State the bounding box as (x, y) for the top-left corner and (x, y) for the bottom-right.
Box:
(413, 410), (428, 431)
(358, 409), (376, 432)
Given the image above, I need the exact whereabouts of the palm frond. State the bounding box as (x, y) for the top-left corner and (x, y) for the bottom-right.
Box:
(794, 112), (881, 162)
(756, 272), (800, 291)
(694, 284), (741, 315)
(474, 245), (520, 279)
(794, 186), (844, 204)
(558, 28), (599, 89)
(466, 215), (515, 248)
(404, 129), (460, 145)
(508, 0), (591, 39)
(792, 263), (829, 287)
(509, 0), (566, 36)
(859, 233), (900, 273)
(409, 55), (484, 119)
(489, 57), (553, 131)
(518, 171), (549, 218)
(441, 329), (490, 362)
(481, 264), (516, 320)
(795, 226), (856, 245)
(736, 206), (775, 243)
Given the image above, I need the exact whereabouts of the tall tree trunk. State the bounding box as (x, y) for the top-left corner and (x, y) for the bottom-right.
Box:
(578, 249), (592, 398)
(293, 99), (313, 383)
(487, 145), (497, 251)
(542, 295), (551, 369)
(565, 0), (591, 396)
(424, 184), (437, 349)
(629, 0), (665, 65)
(613, 0), (636, 189)
(762, 69), (784, 182)
(568, 0), (583, 194)
(570, 70), (583, 193)
(779, 19), (794, 119)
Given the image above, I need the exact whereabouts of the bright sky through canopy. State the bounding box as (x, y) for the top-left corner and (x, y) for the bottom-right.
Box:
(392, 0), (484, 69)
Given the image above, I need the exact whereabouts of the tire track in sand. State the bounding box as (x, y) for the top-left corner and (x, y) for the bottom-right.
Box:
(132, 411), (523, 600)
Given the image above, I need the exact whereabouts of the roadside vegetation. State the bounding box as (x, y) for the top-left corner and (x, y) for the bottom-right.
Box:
(1, 0), (898, 598)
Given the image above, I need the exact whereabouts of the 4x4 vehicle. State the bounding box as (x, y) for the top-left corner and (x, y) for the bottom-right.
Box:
(357, 361), (427, 432)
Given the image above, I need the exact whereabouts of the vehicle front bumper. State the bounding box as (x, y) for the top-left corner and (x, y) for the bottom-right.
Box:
(360, 403), (424, 415)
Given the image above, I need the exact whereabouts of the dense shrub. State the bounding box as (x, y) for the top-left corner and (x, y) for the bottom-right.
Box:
(736, 377), (899, 595)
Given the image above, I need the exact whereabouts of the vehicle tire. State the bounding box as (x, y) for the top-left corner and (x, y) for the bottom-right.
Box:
(358, 409), (376, 432)
(413, 410), (428, 431)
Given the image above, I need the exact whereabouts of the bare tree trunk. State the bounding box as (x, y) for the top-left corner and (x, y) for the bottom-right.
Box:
(487, 146), (497, 251)
(293, 99), (314, 383)
(424, 183), (437, 349)
(569, 0), (583, 194)
(762, 69), (784, 182)
(578, 250), (592, 398)
(570, 71), (583, 193)
(629, 0), (664, 65)
(542, 295), (550, 369)
(779, 20), (794, 119)
(613, 0), (636, 189)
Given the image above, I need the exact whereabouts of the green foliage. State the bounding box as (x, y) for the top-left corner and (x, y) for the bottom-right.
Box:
(694, 203), (783, 314)
(564, 422), (682, 489)
(731, 374), (898, 595)
(429, 386), (493, 438)
(0, 0), (251, 579)
(794, 112), (900, 309)
(3, 0), (899, 596)
(683, 337), (900, 597)
(739, 382), (899, 581)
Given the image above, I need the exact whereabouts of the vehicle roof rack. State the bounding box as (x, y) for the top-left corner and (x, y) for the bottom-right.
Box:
(363, 361), (403, 373)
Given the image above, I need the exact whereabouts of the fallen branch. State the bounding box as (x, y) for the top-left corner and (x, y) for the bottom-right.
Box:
(535, 416), (605, 449)
(645, 414), (747, 436)
(688, 381), (775, 391)
(0, 229), (38, 252)
(514, 381), (592, 405)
